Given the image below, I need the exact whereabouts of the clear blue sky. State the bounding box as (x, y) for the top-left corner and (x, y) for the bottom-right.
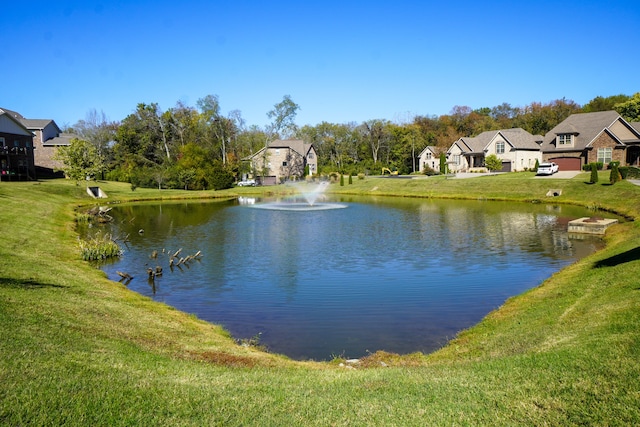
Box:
(2, 0), (639, 129)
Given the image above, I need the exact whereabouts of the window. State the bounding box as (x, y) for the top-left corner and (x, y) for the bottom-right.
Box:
(425, 152), (432, 159)
(597, 147), (612, 164)
(308, 152), (314, 159)
(453, 154), (461, 165)
(282, 161), (287, 167)
(0, 137), (4, 145)
(275, 149), (280, 155)
(557, 134), (573, 146)
(496, 141), (505, 154)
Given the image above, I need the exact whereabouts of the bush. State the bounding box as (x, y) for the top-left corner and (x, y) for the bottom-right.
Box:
(357, 173), (365, 180)
(422, 166), (438, 176)
(590, 163), (599, 184)
(609, 162), (621, 184)
(620, 166), (640, 179)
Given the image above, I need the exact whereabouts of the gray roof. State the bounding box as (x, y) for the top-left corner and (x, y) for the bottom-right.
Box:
(42, 132), (74, 146)
(453, 128), (540, 153)
(499, 128), (543, 150)
(268, 139), (313, 156)
(0, 107), (61, 132)
(541, 110), (624, 152)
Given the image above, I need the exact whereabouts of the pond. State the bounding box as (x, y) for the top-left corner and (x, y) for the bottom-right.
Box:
(96, 195), (608, 361)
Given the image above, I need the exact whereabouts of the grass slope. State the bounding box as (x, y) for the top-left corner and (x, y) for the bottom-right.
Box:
(1, 175), (639, 426)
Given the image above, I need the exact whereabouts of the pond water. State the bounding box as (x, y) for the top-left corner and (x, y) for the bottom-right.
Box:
(97, 195), (607, 361)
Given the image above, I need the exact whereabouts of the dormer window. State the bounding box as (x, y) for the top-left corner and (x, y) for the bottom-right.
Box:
(557, 134), (573, 146)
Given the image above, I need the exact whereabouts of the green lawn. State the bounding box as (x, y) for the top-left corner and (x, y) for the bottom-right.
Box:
(1, 174), (639, 425)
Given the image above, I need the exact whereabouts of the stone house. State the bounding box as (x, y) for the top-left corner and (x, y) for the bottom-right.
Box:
(540, 111), (640, 170)
(417, 146), (441, 173)
(0, 108), (36, 180)
(245, 139), (318, 185)
(447, 128), (543, 172)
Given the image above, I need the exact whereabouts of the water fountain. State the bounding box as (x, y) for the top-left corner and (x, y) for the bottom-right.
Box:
(248, 181), (347, 211)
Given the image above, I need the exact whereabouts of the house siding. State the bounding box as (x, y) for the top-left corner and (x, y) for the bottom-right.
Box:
(610, 120), (636, 141)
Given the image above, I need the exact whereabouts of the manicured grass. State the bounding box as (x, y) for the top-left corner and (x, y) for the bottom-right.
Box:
(1, 176), (639, 425)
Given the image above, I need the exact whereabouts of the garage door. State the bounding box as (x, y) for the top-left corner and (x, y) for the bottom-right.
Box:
(550, 157), (581, 171)
(501, 161), (512, 172)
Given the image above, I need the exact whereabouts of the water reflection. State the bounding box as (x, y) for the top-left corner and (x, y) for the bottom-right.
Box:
(97, 197), (609, 361)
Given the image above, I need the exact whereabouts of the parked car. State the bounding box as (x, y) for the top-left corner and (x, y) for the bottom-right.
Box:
(537, 162), (559, 176)
(237, 179), (256, 187)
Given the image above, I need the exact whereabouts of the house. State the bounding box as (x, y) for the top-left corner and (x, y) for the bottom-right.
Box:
(0, 108), (36, 181)
(540, 111), (640, 170)
(417, 146), (441, 173)
(0, 108), (74, 176)
(447, 128), (543, 172)
(245, 139), (317, 185)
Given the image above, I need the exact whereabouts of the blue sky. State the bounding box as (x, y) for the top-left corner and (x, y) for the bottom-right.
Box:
(2, 0), (639, 129)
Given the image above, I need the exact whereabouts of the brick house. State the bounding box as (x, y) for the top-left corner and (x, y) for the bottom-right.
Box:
(540, 111), (640, 170)
(245, 139), (318, 185)
(0, 108), (36, 181)
(1, 109), (75, 176)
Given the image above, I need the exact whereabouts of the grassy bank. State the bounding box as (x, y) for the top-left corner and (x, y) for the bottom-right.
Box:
(1, 175), (639, 425)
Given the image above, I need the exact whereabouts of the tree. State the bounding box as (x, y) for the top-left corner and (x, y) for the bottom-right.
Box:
(71, 109), (118, 179)
(614, 92), (640, 122)
(266, 95), (300, 141)
(484, 154), (502, 172)
(583, 94), (630, 113)
(54, 138), (104, 184)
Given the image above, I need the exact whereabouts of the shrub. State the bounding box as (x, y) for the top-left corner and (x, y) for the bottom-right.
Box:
(422, 166), (438, 176)
(357, 173), (365, 180)
(590, 163), (599, 184)
(609, 162), (621, 184)
(620, 166), (640, 179)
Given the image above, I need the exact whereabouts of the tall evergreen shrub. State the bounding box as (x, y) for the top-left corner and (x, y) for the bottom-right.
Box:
(610, 162), (621, 184)
(590, 163), (599, 184)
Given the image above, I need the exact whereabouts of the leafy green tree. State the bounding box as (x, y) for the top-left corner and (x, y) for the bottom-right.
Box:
(484, 154), (502, 172)
(582, 94), (630, 113)
(614, 92), (640, 121)
(266, 95), (300, 141)
(71, 109), (118, 179)
(54, 138), (104, 184)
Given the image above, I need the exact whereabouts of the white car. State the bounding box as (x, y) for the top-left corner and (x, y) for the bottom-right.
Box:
(236, 179), (256, 187)
(537, 162), (559, 176)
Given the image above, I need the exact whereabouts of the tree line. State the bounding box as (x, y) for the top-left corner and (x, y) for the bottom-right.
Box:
(59, 92), (640, 189)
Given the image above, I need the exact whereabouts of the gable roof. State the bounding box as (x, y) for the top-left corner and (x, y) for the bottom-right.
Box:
(496, 128), (543, 150)
(450, 128), (541, 154)
(244, 139), (315, 161)
(267, 139), (313, 156)
(541, 110), (639, 151)
(0, 108), (33, 137)
(418, 145), (438, 157)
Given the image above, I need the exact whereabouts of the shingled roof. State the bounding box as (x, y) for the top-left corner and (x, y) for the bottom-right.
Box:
(453, 128), (541, 154)
(541, 111), (624, 151)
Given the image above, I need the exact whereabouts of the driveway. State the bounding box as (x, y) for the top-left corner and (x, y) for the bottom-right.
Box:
(533, 171), (583, 179)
